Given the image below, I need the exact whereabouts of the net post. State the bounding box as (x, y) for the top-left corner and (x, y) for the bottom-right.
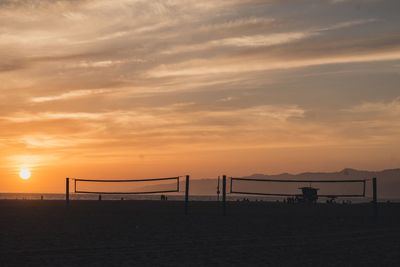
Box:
(66, 177), (70, 205)
(363, 180), (366, 197)
(185, 175), (190, 215)
(222, 175), (227, 215)
(372, 177), (378, 219)
(217, 176), (220, 202)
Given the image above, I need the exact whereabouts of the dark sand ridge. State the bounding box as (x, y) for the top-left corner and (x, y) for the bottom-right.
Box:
(1, 200), (400, 266)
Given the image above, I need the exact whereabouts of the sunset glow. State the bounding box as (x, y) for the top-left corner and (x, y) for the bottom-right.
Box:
(0, 0), (399, 193)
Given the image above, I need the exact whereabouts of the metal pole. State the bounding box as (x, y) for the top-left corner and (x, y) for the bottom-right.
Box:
(217, 176), (220, 202)
(185, 175), (190, 215)
(66, 177), (70, 205)
(363, 180), (366, 197)
(373, 177), (378, 218)
(223, 175), (226, 215)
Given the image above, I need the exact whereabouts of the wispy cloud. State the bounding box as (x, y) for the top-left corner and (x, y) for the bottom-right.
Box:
(346, 98), (400, 116)
(31, 89), (112, 103)
(162, 31), (315, 55)
(318, 19), (379, 32)
(148, 50), (400, 77)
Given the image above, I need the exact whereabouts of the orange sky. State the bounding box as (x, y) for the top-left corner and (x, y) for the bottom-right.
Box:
(1, 0), (400, 193)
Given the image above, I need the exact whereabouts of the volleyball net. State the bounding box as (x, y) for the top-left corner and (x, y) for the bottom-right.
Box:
(73, 176), (181, 195)
(229, 178), (367, 198)
(66, 175), (190, 214)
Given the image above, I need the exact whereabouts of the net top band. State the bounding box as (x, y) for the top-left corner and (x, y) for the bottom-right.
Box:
(74, 177), (180, 183)
(230, 178), (366, 183)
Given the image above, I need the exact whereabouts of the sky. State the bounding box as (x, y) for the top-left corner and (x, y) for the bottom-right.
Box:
(0, 0), (400, 193)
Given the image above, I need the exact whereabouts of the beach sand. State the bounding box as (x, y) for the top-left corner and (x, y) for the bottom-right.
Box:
(1, 200), (399, 266)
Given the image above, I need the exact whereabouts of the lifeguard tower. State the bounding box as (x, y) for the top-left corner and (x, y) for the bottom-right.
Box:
(297, 187), (319, 203)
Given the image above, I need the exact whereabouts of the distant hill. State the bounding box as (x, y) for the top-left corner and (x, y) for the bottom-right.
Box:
(141, 168), (400, 199)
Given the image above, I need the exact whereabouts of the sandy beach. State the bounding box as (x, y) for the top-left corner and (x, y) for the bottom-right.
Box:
(1, 200), (400, 266)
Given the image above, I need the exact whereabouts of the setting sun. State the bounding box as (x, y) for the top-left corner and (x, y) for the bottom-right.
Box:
(19, 168), (31, 180)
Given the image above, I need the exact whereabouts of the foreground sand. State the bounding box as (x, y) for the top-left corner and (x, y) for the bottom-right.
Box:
(1, 200), (399, 266)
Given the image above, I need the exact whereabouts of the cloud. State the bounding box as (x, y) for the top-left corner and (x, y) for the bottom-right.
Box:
(217, 96), (235, 102)
(6, 154), (60, 169)
(161, 31), (315, 55)
(346, 98), (400, 116)
(318, 19), (378, 32)
(148, 50), (400, 77)
(31, 89), (112, 103)
(1, 112), (106, 122)
(21, 134), (87, 148)
(199, 17), (275, 32)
